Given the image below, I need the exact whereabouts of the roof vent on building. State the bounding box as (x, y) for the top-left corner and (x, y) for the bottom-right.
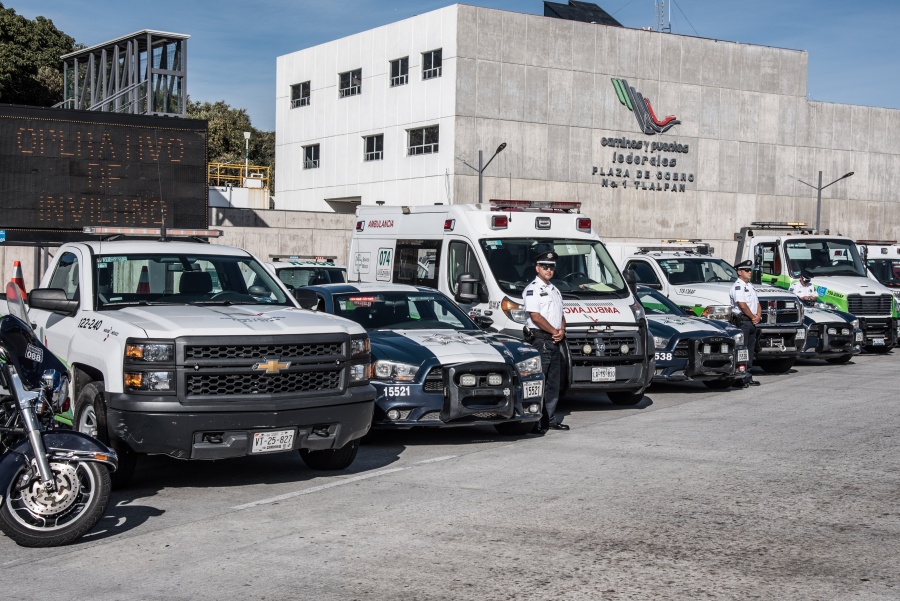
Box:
(543, 1), (623, 27)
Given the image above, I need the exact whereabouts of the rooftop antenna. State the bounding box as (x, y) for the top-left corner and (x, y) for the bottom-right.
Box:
(655, 0), (671, 33)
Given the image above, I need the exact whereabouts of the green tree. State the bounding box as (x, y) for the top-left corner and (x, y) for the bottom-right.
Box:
(187, 99), (275, 190)
(0, 2), (77, 105)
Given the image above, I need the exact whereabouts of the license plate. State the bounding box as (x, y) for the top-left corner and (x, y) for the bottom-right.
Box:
(737, 349), (749, 362)
(591, 367), (616, 382)
(252, 429), (295, 454)
(872, 338), (885, 346)
(523, 380), (543, 398)
(795, 329), (806, 340)
(855, 332), (863, 342)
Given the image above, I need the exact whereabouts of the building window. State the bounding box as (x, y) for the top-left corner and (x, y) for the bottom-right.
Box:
(290, 82), (310, 108)
(407, 125), (439, 156)
(339, 69), (361, 98)
(390, 57), (408, 87)
(422, 49), (442, 80)
(364, 134), (384, 161)
(303, 144), (320, 169)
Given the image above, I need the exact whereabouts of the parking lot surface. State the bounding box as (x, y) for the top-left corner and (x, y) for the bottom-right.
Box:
(1, 354), (898, 600)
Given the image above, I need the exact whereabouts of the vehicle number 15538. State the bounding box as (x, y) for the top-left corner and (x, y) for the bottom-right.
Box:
(385, 385), (410, 397)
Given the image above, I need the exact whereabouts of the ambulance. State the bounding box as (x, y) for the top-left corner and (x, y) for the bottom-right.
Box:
(734, 223), (898, 352)
(348, 200), (653, 405)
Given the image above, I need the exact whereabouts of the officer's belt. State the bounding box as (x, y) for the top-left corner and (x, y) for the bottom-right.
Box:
(528, 328), (553, 339)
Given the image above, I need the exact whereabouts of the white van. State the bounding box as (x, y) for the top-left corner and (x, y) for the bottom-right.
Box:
(348, 200), (653, 404)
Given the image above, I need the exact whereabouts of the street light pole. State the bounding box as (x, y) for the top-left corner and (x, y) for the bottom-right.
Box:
(243, 131), (251, 183)
(457, 142), (507, 204)
(796, 170), (854, 232)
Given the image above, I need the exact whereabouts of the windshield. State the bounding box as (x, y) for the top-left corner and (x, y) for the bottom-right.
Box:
(94, 253), (292, 309)
(784, 239), (866, 277)
(867, 258), (900, 286)
(332, 291), (476, 331)
(637, 287), (686, 316)
(656, 258), (737, 285)
(478, 238), (626, 297)
(276, 266), (347, 288)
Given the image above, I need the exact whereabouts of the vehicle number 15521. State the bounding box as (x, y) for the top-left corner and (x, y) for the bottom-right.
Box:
(385, 386), (410, 397)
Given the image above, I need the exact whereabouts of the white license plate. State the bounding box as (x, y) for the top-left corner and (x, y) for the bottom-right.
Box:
(795, 329), (806, 340)
(856, 332), (863, 342)
(737, 349), (749, 362)
(252, 429), (295, 454)
(591, 367), (616, 382)
(872, 338), (885, 346)
(523, 380), (543, 398)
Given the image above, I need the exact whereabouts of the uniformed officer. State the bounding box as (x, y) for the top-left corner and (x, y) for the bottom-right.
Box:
(730, 260), (761, 387)
(789, 272), (818, 304)
(523, 251), (568, 432)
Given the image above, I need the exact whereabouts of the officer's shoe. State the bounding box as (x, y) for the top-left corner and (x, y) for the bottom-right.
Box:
(549, 422), (570, 431)
(746, 380), (761, 387)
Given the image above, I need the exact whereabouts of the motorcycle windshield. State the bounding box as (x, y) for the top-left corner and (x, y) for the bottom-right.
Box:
(0, 314), (66, 389)
(6, 281), (29, 324)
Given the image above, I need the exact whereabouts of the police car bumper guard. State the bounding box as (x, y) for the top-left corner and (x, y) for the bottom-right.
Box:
(562, 323), (649, 390)
(801, 322), (861, 357)
(855, 317), (897, 349)
(652, 338), (743, 383)
(372, 362), (542, 429)
(755, 326), (802, 357)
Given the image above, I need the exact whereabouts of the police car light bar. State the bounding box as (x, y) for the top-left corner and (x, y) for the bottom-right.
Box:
(269, 255), (337, 263)
(749, 221), (807, 229)
(638, 244), (711, 255)
(489, 199), (582, 213)
(83, 226), (222, 238)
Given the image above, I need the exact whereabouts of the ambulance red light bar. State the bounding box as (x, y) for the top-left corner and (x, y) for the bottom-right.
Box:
(82, 226), (221, 238)
(491, 215), (509, 230)
(576, 218), (591, 232)
(489, 199), (582, 213)
(444, 219), (456, 231)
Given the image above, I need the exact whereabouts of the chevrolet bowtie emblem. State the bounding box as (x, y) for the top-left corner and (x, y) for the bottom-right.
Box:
(253, 359), (291, 374)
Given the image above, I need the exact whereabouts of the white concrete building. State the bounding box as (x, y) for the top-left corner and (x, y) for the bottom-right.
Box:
(275, 2), (900, 249)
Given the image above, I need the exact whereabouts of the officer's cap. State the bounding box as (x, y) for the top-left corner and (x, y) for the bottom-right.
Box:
(534, 251), (558, 265)
(799, 271), (811, 281)
(734, 260), (753, 271)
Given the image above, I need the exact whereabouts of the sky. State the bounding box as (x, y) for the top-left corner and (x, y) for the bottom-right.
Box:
(13, 0), (900, 131)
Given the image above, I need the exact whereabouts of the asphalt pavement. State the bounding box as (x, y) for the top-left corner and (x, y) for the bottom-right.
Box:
(1, 353), (898, 600)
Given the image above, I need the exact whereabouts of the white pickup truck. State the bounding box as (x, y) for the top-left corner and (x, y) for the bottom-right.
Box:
(26, 229), (375, 485)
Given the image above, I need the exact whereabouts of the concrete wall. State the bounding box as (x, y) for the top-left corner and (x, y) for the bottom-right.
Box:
(276, 5), (460, 211)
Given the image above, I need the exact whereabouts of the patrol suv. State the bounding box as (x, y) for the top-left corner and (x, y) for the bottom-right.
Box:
(25, 227), (375, 485)
(265, 255), (347, 290)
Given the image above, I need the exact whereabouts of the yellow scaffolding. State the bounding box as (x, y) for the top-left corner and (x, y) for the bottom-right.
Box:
(208, 163), (270, 190)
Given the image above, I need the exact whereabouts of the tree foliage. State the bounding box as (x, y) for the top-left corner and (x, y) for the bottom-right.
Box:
(187, 99), (275, 190)
(0, 2), (77, 105)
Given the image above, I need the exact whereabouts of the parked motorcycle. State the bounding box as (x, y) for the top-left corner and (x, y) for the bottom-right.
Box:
(0, 282), (118, 547)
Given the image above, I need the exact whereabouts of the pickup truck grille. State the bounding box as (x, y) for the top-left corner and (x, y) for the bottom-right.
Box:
(185, 342), (343, 360)
(847, 294), (892, 316)
(188, 370), (341, 396)
(760, 299), (801, 325)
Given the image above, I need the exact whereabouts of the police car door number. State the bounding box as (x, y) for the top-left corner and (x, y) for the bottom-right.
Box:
(592, 367), (616, 382)
(523, 380), (543, 398)
(385, 385), (410, 397)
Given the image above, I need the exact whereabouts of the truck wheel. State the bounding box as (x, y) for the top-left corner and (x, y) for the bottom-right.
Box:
(756, 358), (796, 373)
(703, 379), (736, 390)
(75, 382), (137, 488)
(825, 354), (853, 364)
(299, 438), (360, 471)
(494, 421), (539, 436)
(607, 390), (643, 405)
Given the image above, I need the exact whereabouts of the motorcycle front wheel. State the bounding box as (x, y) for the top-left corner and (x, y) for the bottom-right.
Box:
(0, 460), (112, 547)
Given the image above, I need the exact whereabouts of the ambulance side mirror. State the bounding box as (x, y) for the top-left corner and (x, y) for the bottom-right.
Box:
(455, 273), (480, 304)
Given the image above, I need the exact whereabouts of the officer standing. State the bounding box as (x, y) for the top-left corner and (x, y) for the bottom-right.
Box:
(789, 272), (818, 304)
(730, 260), (762, 387)
(523, 251), (568, 432)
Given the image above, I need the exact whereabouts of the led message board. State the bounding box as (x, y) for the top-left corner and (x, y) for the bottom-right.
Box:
(0, 105), (208, 244)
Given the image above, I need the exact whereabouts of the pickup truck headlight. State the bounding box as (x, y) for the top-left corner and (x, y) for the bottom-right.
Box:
(373, 360), (419, 382)
(350, 337), (370, 356)
(652, 335), (670, 350)
(732, 332), (744, 346)
(702, 305), (731, 321)
(501, 297), (529, 324)
(124, 371), (174, 391)
(515, 356), (541, 377)
(125, 343), (174, 362)
(851, 319), (860, 329)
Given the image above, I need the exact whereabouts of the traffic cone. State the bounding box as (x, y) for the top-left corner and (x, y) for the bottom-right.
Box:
(10, 260), (26, 300)
(136, 266), (150, 294)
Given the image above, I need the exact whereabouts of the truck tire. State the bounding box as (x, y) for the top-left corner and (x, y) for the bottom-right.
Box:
(494, 420), (539, 436)
(299, 438), (360, 471)
(75, 382), (137, 488)
(825, 354), (853, 364)
(756, 358), (796, 373)
(607, 390), (643, 405)
(703, 378), (737, 390)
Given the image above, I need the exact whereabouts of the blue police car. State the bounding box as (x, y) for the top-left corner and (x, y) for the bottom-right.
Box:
(637, 286), (749, 389)
(300, 283), (545, 434)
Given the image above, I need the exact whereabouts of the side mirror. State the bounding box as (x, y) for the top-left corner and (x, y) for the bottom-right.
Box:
(28, 288), (79, 316)
(623, 269), (638, 294)
(454, 272), (480, 304)
(293, 288), (319, 310)
(247, 285), (268, 296)
(472, 315), (494, 329)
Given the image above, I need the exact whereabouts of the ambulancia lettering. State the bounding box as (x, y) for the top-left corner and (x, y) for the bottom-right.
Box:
(563, 305), (621, 315)
(367, 219), (394, 228)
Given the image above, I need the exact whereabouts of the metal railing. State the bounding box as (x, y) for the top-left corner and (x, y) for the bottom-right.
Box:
(304, 159), (320, 169)
(290, 97), (310, 108)
(408, 143), (438, 156)
(390, 74), (408, 87)
(339, 85), (360, 98)
(208, 163), (270, 190)
(423, 67), (442, 80)
(364, 151), (383, 162)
